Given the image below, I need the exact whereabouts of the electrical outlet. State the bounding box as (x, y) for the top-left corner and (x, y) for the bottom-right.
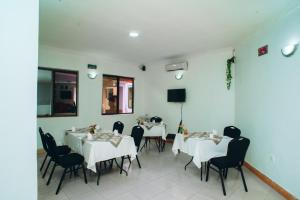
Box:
(270, 155), (276, 163)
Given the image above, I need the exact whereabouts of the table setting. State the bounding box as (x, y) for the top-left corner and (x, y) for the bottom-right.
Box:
(172, 130), (232, 169)
(64, 125), (137, 173)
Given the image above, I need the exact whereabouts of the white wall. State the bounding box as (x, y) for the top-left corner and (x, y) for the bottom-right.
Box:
(235, 6), (300, 198)
(37, 45), (145, 148)
(0, 1), (38, 200)
(144, 48), (235, 134)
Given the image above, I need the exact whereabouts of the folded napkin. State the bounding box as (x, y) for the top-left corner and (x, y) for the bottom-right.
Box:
(143, 122), (161, 130)
(95, 132), (123, 147)
(184, 132), (223, 144)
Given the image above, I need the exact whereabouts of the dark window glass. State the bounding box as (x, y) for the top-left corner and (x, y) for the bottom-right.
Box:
(102, 75), (134, 115)
(37, 67), (78, 117)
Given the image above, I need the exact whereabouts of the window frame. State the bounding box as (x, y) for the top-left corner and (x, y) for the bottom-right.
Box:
(37, 66), (79, 118)
(102, 74), (134, 115)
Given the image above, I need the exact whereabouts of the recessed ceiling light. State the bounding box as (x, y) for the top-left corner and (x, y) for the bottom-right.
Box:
(129, 31), (139, 38)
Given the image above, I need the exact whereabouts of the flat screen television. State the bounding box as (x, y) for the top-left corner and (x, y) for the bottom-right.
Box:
(60, 91), (72, 99)
(168, 89), (186, 102)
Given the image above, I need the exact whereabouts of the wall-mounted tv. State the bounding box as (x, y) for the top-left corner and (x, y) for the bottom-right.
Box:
(168, 89), (186, 102)
(60, 91), (72, 100)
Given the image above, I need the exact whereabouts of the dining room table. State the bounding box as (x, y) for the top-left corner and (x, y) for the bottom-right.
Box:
(172, 132), (232, 179)
(64, 128), (137, 175)
(139, 122), (167, 152)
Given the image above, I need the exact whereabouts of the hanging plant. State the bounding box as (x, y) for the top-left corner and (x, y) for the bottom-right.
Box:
(226, 56), (235, 90)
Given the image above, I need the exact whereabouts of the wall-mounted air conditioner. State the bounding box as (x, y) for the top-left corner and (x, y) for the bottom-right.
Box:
(165, 61), (188, 72)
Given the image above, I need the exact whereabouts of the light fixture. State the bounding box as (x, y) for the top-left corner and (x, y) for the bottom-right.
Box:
(129, 31), (139, 38)
(175, 70), (184, 80)
(87, 64), (98, 79)
(281, 43), (298, 57)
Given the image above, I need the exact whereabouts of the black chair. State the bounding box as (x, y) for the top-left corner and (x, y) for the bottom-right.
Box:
(150, 116), (162, 123)
(44, 133), (87, 194)
(223, 126), (242, 177)
(39, 127), (49, 172)
(206, 137), (250, 196)
(113, 121), (124, 134)
(121, 125), (144, 171)
(39, 128), (71, 178)
(224, 126), (241, 139)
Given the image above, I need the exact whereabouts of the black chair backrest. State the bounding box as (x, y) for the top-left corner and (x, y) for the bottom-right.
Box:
(226, 137), (250, 167)
(224, 126), (241, 139)
(113, 121), (124, 134)
(39, 127), (48, 152)
(150, 116), (162, 123)
(39, 127), (44, 135)
(131, 125), (144, 151)
(44, 133), (59, 158)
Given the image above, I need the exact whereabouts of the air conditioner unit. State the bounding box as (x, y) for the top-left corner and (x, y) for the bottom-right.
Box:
(165, 61), (188, 72)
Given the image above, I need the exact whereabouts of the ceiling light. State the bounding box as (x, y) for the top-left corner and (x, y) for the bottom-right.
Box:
(129, 31), (139, 38)
(281, 43), (298, 57)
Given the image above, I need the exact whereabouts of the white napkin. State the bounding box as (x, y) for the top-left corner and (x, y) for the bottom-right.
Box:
(113, 129), (119, 135)
(87, 133), (94, 140)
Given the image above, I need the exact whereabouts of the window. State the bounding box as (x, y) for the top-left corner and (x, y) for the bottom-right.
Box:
(102, 75), (134, 114)
(37, 67), (78, 117)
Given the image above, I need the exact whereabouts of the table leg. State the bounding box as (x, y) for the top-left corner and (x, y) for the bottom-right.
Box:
(155, 138), (161, 153)
(114, 158), (128, 176)
(200, 162), (203, 181)
(140, 138), (147, 152)
(96, 162), (101, 186)
(184, 157), (194, 170)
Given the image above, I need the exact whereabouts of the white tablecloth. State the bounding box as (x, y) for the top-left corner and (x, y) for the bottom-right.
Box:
(141, 123), (167, 140)
(172, 134), (232, 168)
(65, 132), (137, 172)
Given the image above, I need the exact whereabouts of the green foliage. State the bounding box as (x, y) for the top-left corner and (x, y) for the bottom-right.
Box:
(226, 56), (235, 90)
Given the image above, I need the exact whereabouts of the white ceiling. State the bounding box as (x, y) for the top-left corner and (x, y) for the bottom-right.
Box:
(39, 0), (300, 63)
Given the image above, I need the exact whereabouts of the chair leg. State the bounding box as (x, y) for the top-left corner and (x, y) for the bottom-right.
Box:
(42, 159), (52, 178)
(223, 168), (228, 179)
(205, 162), (210, 182)
(40, 154), (48, 171)
(47, 163), (56, 185)
(82, 163), (87, 184)
(239, 167), (248, 192)
(56, 168), (67, 195)
(136, 155), (141, 168)
(219, 168), (226, 196)
(69, 166), (73, 179)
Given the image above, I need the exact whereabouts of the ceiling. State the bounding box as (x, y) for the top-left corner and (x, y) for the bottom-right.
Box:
(39, 0), (300, 64)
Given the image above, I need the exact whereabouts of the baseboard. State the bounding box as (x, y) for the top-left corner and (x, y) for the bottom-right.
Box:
(37, 148), (45, 156)
(244, 162), (297, 200)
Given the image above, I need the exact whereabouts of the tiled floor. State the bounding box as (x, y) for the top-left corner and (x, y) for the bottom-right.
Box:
(38, 143), (284, 200)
